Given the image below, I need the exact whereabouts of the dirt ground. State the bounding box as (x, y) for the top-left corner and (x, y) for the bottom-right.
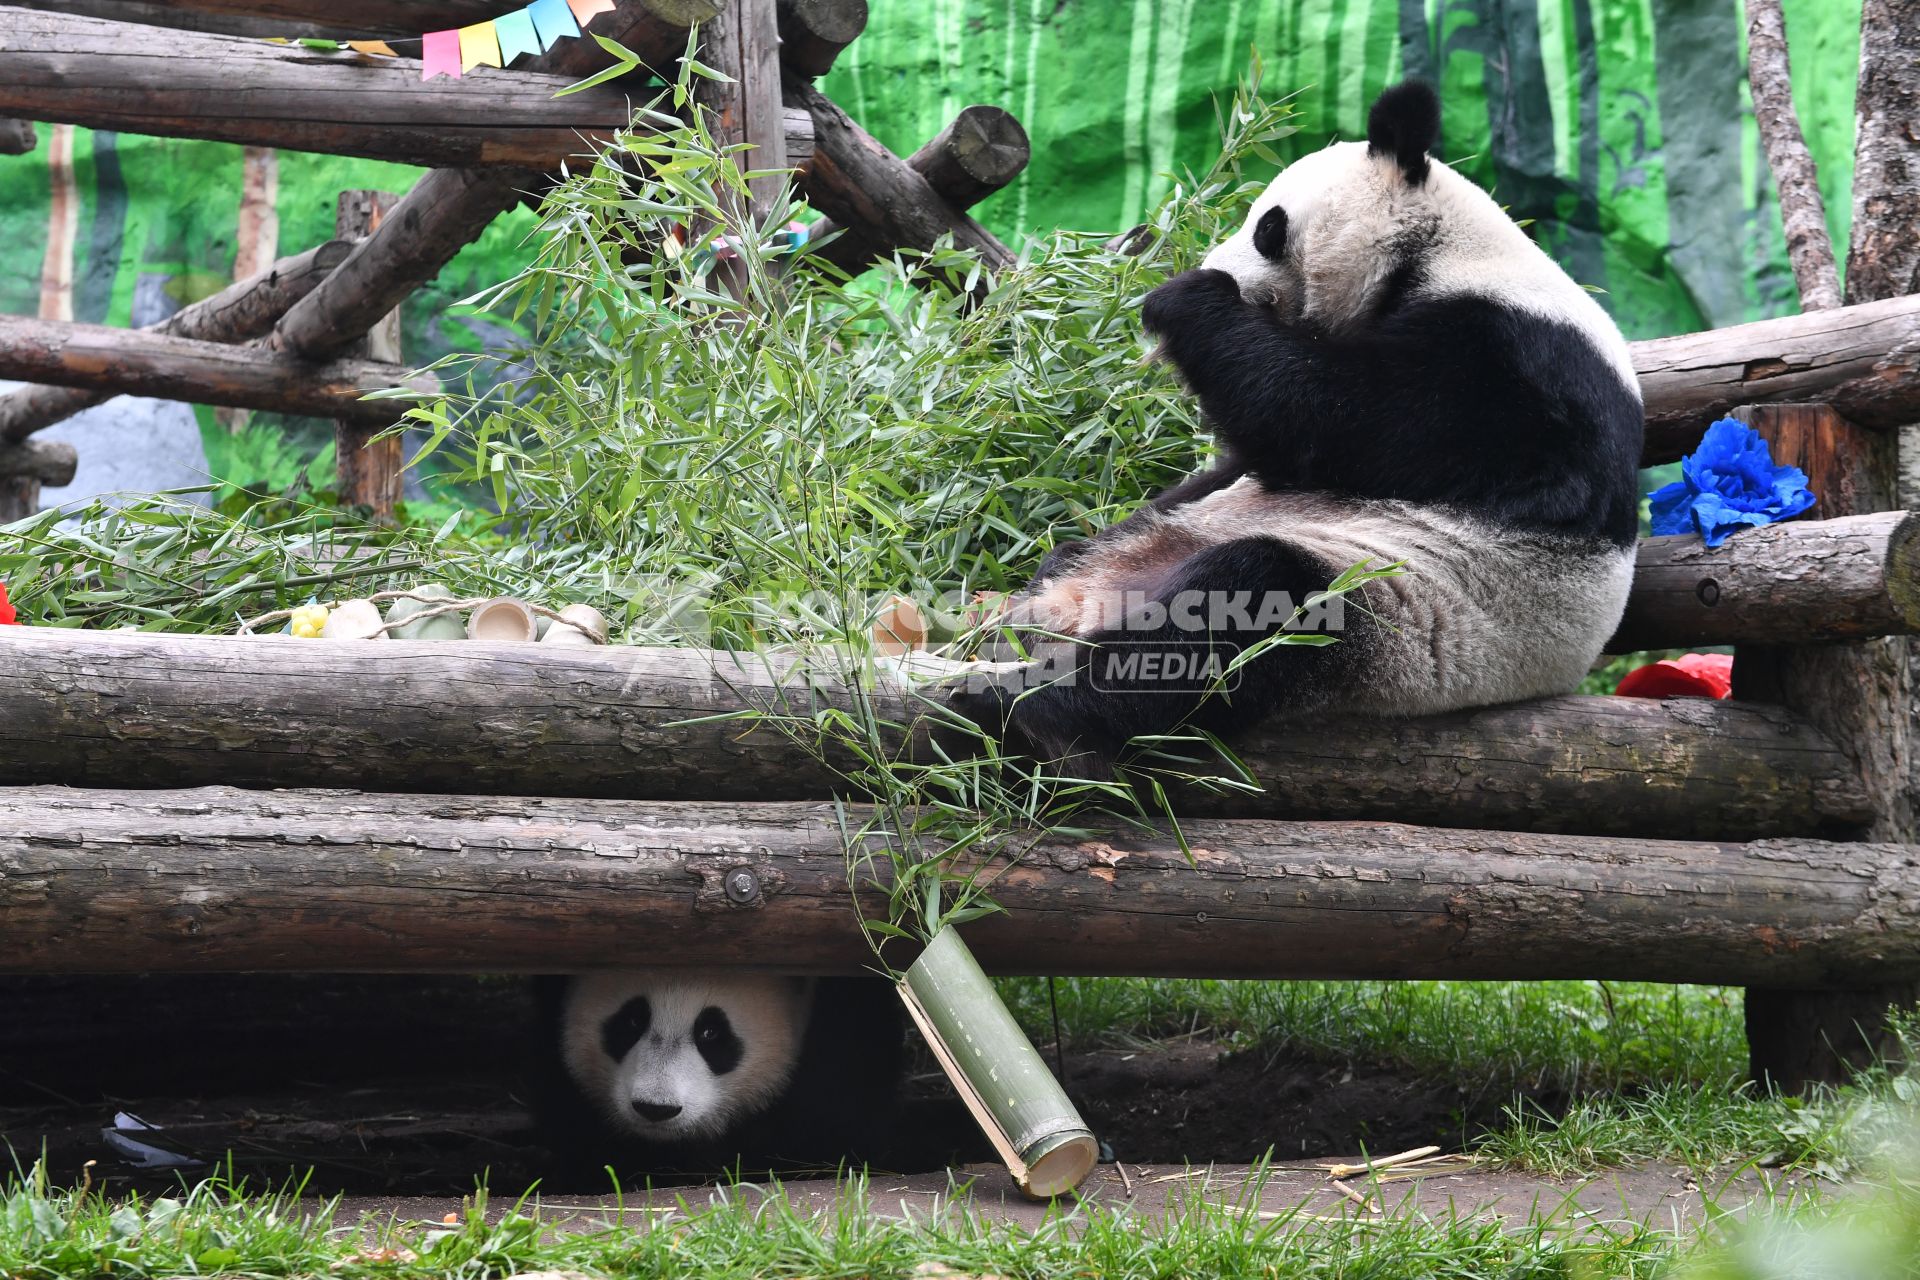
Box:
(1, 976), (1608, 1209)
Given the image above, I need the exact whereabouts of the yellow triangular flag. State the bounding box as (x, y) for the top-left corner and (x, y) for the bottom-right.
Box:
(458, 21), (503, 70)
(347, 39), (399, 56)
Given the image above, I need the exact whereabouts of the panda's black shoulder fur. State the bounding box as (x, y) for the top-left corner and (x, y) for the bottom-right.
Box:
(527, 976), (906, 1183)
(1141, 270), (1644, 547)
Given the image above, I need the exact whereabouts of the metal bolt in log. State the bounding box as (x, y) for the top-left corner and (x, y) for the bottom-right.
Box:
(775, 0), (867, 78)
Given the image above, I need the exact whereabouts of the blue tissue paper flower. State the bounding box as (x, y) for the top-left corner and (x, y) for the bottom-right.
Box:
(1648, 418), (1817, 547)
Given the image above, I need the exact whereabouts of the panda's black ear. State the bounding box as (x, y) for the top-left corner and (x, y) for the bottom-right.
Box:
(1366, 80), (1440, 185)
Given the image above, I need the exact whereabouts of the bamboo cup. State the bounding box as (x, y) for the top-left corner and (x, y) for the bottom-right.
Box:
(899, 928), (1098, 1198)
(320, 598), (387, 640)
(385, 584), (465, 641)
(467, 598), (538, 642)
(540, 602), (610, 647)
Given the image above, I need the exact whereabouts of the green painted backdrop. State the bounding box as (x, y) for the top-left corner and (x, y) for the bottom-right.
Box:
(0, 0), (1866, 488)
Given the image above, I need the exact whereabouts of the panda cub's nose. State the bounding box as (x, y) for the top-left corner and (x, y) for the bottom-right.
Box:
(632, 1100), (682, 1122)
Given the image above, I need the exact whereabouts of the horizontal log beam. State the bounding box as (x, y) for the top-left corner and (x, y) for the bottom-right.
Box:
(0, 439), (77, 485)
(0, 315), (436, 424)
(1635, 293), (1920, 464)
(264, 0), (726, 361)
(0, 629), (1870, 839)
(1611, 511), (1920, 652)
(3, 785), (1914, 985)
(786, 75), (1016, 275)
(0, 239), (354, 444)
(0, 9), (675, 169)
(7, 0), (530, 41)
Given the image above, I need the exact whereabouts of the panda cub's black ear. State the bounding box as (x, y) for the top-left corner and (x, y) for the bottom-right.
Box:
(1366, 80), (1440, 185)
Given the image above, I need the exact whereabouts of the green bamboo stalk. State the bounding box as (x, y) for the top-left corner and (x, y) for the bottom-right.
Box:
(899, 927), (1098, 1198)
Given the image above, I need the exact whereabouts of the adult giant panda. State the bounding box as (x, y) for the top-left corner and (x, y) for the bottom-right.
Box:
(950, 80), (1643, 770)
(530, 973), (906, 1180)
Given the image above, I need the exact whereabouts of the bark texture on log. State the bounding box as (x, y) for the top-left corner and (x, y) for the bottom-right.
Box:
(805, 105), (1030, 277)
(1846, 0), (1920, 307)
(0, 10), (641, 169)
(775, 0), (867, 77)
(786, 76), (1016, 273)
(0, 630), (1870, 839)
(9, 0), (531, 40)
(0, 241), (354, 444)
(2, 786), (1916, 983)
(696, 0), (787, 221)
(265, 0), (723, 362)
(332, 192), (406, 519)
(1744, 0), (1842, 312)
(1733, 403), (1915, 1090)
(0, 119), (35, 156)
(1634, 293), (1920, 463)
(0, 439), (78, 485)
(1609, 511), (1920, 652)
(0, 315), (436, 424)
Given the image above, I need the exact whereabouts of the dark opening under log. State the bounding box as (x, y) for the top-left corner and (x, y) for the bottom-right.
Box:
(2, 785), (1915, 984)
(0, 315), (436, 424)
(1609, 510), (1920, 652)
(0, 240), (354, 444)
(0, 629), (1870, 840)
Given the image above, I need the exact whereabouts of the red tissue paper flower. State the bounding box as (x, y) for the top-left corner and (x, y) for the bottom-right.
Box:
(0, 582), (16, 626)
(1613, 653), (1733, 699)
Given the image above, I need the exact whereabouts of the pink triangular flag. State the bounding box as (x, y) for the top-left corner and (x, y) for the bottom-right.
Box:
(458, 20), (502, 70)
(565, 0), (616, 26)
(421, 29), (462, 80)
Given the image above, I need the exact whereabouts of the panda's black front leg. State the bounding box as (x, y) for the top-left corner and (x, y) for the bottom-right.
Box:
(1141, 269), (1311, 462)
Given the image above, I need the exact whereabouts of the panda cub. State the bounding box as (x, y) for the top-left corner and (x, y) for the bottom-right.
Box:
(954, 80), (1644, 768)
(532, 973), (905, 1179)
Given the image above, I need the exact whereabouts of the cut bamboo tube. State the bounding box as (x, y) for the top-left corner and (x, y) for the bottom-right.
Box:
(898, 927), (1097, 1199)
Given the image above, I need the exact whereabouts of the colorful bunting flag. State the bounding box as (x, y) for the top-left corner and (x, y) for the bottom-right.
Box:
(421, 28), (463, 79)
(347, 39), (399, 56)
(458, 20), (503, 70)
(526, 0), (580, 50)
(492, 8), (541, 64)
(566, 0), (617, 25)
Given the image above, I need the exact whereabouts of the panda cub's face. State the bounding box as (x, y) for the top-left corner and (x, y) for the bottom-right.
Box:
(560, 972), (808, 1142)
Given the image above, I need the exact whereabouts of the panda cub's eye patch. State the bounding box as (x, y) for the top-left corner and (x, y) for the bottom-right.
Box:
(600, 996), (652, 1061)
(692, 1005), (745, 1075)
(1253, 206), (1289, 261)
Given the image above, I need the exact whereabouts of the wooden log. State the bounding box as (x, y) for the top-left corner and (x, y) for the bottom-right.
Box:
(1609, 511), (1920, 652)
(0, 440), (78, 486)
(0, 315), (436, 424)
(775, 0), (867, 78)
(0, 119), (35, 156)
(2, 784), (1915, 983)
(786, 76), (1016, 274)
(805, 105), (1030, 277)
(696, 0), (787, 221)
(8, 0), (525, 41)
(0, 10), (646, 170)
(1732, 402), (1915, 1091)
(1635, 293), (1920, 464)
(331, 192), (405, 519)
(266, 0), (726, 362)
(0, 629), (1871, 840)
(0, 240), (354, 445)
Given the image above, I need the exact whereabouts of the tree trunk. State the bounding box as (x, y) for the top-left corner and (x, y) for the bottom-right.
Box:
(2, 785), (1915, 982)
(331, 192), (405, 519)
(0, 629), (1870, 840)
(1744, 0), (1842, 311)
(0, 315), (435, 424)
(1608, 510), (1920, 651)
(1846, 0), (1920, 307)
(1633, 293), (1920, 463)
(0, 240), (354, 444)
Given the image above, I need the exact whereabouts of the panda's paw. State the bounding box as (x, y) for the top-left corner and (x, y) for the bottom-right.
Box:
(1141, 268), (1244, 338)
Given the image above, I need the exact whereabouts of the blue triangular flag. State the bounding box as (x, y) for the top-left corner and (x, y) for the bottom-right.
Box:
(526, 0), (578, 50)
(494, 6), (541, 62)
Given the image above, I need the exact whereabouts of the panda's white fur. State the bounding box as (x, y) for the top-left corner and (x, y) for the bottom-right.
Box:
(558, 973), (807, 1143)
(949, 81), (1644, 769)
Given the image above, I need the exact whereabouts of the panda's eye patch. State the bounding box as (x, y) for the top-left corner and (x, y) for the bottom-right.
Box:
(692, 1005), (744, 1076)
(1253, 206), (1289, 260)
(600, 996), (651, 1061)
